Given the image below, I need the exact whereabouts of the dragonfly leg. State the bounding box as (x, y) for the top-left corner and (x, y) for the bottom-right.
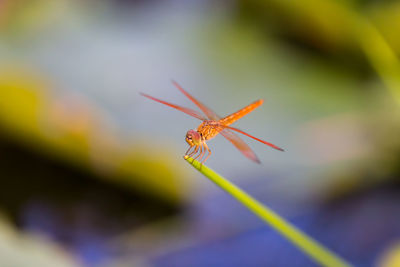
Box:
(196, 144), (207, 169)
(187, 145), (198, 158)
(185, 146), (193, 156)
(198, 150), (206, 163)
(192, 145), (203, 162)
(197, 149), (205, 165)
(202, 142), (211, 164)
(198, 144), (207, 163)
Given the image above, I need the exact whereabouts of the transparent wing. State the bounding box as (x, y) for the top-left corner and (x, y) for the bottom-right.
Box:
(140, 92), (206, 120)
(172, 80), (220, 120)
(221, 125), (284, 151)
(220, 129), (261, 164)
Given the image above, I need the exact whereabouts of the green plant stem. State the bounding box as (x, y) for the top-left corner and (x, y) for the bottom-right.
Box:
(185, 157), (352, 267)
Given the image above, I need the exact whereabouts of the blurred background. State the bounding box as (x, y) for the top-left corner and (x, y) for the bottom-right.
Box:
(0, 0), (400, 266)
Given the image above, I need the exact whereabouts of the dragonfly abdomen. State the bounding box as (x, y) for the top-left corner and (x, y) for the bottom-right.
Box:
(219, 99), (263, 126)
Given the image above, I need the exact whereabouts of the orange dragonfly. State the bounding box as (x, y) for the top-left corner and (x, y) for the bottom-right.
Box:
(140, 81), (284, 164)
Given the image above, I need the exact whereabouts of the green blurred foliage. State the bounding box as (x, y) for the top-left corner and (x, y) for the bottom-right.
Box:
(0, 67), (186, 204)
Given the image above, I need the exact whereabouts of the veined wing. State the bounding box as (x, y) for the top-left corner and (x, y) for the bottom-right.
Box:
(221, 125), (284, 151)
(219, 99), (263, 126)
(140, 92), (206, 120)
(172, 80), (220, 120)
(220, 129), (261, 163)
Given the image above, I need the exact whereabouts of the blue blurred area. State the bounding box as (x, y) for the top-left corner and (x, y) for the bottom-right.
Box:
(152, 182), (400, 267)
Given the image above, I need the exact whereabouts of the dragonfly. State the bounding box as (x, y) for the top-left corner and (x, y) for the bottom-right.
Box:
(140, 81), (284, 164)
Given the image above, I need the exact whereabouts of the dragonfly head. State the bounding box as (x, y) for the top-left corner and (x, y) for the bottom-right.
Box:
(186, 130), (201, 146)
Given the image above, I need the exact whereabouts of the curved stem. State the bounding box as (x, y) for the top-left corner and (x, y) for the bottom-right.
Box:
(184, 156), (352, 267)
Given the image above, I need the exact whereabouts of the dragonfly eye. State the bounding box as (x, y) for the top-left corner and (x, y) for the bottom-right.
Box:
(186, 129), (201, 145)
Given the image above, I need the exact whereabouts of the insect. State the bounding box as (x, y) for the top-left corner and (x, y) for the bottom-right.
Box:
(140, 81), (284, 164)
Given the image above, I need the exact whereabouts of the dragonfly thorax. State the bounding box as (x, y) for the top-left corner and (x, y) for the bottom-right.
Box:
(197, 120), (221, 141)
